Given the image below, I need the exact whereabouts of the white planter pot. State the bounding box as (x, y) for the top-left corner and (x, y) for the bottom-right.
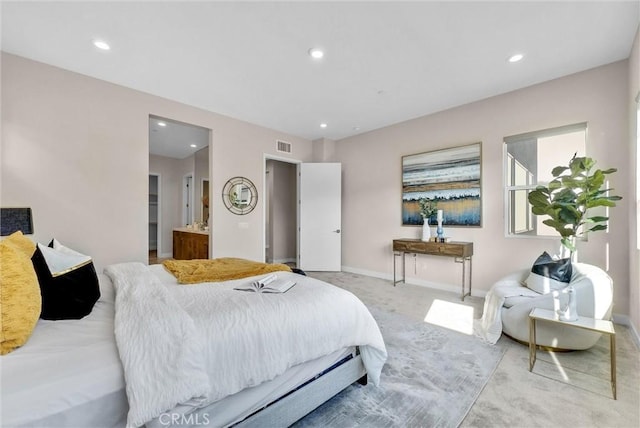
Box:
(421, 218), (431, 241)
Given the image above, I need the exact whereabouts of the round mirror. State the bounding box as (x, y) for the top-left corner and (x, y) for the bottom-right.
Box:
(222, 177), (258, 215)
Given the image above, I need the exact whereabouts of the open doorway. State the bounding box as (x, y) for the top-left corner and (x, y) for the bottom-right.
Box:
(265, 158), (298, 265)
(149, 115), (211, 262)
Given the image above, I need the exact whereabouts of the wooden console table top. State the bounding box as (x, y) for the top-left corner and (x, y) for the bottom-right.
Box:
(392, 239), (473, 258)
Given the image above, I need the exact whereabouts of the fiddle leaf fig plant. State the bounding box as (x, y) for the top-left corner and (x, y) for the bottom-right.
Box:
(527, 154), (622, 255)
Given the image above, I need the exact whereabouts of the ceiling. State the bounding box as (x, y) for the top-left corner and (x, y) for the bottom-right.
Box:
(149, 116), (210, 159)
(2, 1), (639, 148)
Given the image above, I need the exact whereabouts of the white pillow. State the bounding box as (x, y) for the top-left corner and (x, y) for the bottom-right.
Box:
(37, 243), (91, 276)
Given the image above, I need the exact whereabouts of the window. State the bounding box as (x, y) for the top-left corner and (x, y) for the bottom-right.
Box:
(504, 123), (587, 238)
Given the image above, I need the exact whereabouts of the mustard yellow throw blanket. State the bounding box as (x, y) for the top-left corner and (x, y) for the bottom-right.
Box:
(162, 258), (292, 285)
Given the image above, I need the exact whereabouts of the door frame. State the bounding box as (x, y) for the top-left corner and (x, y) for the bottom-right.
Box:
(182, 172), (194, 226)
(263, 154), (302, 264)
(201, 177), (210, 226)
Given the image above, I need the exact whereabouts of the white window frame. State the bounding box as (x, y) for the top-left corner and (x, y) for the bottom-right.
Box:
(505, 154), (535, 234)
(503, 122), (587, 239)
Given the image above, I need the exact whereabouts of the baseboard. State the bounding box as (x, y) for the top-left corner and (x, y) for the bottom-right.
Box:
(612, 313), (640, 349)
(341, 266), (393, 281)
(341, 265), (487, 298)
(274, 258), (296, 264)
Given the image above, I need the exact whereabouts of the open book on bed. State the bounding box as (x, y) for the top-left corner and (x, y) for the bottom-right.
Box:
(234, 274), (296, 293)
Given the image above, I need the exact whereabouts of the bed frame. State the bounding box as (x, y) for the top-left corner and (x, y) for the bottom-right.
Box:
(235, 353), (366, 427)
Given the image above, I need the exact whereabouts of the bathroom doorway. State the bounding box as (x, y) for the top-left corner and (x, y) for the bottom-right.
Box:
(148, 115), (211, 261)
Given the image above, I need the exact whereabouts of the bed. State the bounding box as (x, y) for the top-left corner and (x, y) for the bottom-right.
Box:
(2, 263), (387, 428)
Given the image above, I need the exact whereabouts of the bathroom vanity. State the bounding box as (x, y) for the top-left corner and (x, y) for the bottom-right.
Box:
(173, 227), (209, 260)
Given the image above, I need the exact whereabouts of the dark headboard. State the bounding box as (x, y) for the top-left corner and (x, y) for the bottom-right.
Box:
(1, 207), (33, 236)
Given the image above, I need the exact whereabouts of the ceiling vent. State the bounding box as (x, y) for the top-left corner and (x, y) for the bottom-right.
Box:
(276, 140), (292, 154)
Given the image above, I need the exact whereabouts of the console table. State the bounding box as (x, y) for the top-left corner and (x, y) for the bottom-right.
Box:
(392, 239), (473, 300)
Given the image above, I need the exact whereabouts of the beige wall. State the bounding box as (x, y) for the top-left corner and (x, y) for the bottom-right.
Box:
(312, 138), (337, 162)
(336, 61), (631, 316)
(628, 27), (640, 338)
(1, 53), (313, 271)
(2, 50), (636, 326)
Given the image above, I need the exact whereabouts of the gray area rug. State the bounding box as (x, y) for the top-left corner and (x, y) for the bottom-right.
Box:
(295, 306), (505, 428)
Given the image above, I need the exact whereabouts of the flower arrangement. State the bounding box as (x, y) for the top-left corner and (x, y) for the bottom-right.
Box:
(418, 198), (437, 220)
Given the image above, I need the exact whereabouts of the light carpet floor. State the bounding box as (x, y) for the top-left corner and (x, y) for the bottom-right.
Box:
(305, 271), (640, 428)
(295, 305), (505, 428)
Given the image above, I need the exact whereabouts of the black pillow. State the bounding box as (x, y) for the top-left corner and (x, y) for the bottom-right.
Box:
(524, 251), (572, 294)
(291, 267), (307, 276)
(31, 241), (100, 320)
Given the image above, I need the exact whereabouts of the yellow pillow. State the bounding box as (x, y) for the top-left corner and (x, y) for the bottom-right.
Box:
(3, 231), (36, 258)
(0, 239), (42, 355)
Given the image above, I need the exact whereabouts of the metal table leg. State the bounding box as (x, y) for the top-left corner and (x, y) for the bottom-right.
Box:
(529, 317), (537, 371)
(455, 256), (472, 301)
(393, 252), (397, 286)
(611, 333), (617, 400)
(401, 252), (405, 284)
(461, 257), (466, 301)
(393, 251), (406, 286)
(469, 256), (472, 297)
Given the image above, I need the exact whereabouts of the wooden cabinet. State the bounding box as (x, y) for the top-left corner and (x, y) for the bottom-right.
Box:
(173, 230), (209, 260)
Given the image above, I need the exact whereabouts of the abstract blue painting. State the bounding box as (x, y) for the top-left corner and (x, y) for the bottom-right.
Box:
(402, 143), (482, 226)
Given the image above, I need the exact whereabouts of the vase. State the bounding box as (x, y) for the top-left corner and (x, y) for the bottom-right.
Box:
(421, 218), (431, 241)
(557, 285), (578, 322)
(436, 209), (444, 240)
(559, 237), (578, 262)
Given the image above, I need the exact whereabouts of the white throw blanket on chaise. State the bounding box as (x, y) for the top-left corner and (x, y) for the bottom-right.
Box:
(473, 279), (535, 344)
(104, 262), (387, 428)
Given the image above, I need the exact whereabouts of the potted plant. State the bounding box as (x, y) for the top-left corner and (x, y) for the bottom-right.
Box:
(527, 154), (622, 258)
(418, 198), (437, 241)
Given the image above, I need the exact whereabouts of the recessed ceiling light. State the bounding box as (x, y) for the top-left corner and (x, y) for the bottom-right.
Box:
(190, 144), (197, 148)
(508, 53), (524, 63)
(309, 48), (324, 59)
(320, 123), (328, 128)
(157, 121), (166, 127)
(93, 39), (110, 51)
(353, 126), (361, 131)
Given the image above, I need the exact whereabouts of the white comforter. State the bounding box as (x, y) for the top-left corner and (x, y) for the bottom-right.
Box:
(104, 262), (387, 428)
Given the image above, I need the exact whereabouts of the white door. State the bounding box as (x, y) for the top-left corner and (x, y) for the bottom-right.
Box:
(299, 163), (342, 271)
